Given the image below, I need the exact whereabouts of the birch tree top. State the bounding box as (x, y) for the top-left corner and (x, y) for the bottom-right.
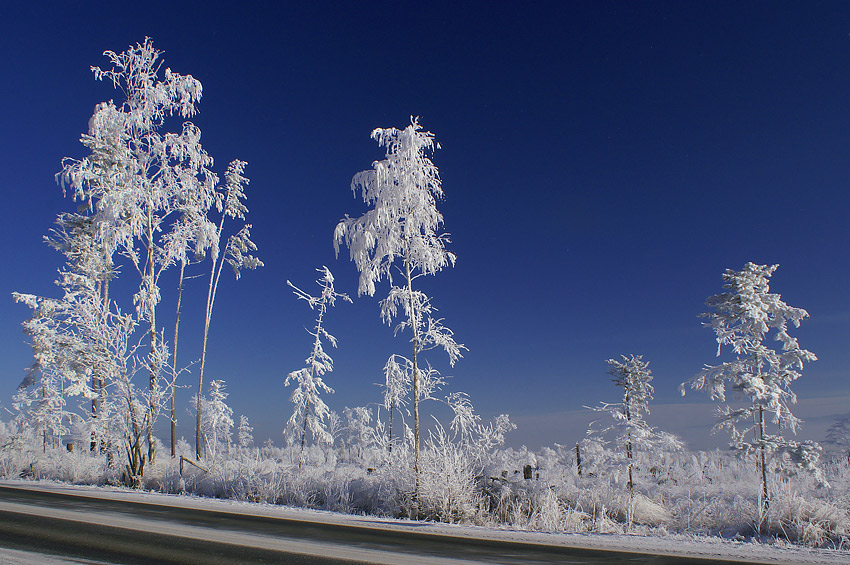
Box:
(334, 117), (455, 297)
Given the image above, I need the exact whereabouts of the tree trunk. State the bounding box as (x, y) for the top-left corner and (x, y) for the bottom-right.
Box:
(388, 404), (394, 453)
(404, 258), (422, 511)
(196, 323), (209, 460)
(625, 394), (633, 493)
(170, 261), (185, 458)
(300, 397), (310, 468)
(759, 404), (769, 518)
(91, 376), (99, 452)
(98, 277), (110, 455)
(575, 442), (582, 476)
(197, 215), (227, 460)
(145, 204), (158, 465)
(755, 353), (769, 525)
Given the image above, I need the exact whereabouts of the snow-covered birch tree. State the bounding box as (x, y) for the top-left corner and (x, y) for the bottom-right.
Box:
(284, 267), (351, 467)
(57, 38), (219, 464)
(334, 117), (465, 501)
(196, 159), (262, 461)
(13, 212), (147, 483)
(162, 187), (217, 457)
(681, 262), (823, 519)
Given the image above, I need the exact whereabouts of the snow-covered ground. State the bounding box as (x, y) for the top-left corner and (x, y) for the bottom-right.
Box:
(3, 479), (848, 564)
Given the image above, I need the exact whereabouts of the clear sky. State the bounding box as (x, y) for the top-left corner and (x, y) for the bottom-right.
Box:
(1, 2), (848, 451)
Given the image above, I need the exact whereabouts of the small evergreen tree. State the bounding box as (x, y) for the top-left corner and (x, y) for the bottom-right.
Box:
(237, 414), (254, 449)
(681, 262), (824, 521)
(588, 355), (681, 494)
(284, 267), (350, 467)
(206, 379), (233, 460)
(825, 414), (850, 462)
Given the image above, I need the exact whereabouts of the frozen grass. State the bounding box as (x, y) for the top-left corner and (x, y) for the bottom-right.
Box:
(1, 424), (848, 550)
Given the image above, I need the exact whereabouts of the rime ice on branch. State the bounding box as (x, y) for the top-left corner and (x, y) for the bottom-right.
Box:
(681, 262), (824, 521)
(56, 38), (219, 467)
(587, 355), (682, 495)
(334, 117), (465, 499)
(284, 267), (351, 467)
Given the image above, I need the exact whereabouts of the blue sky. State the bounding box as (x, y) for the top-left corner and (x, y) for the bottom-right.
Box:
(1, 2), (848, 451)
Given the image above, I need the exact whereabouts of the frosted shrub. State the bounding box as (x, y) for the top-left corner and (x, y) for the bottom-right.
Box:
(529, 488), (590, 532)
(418, 424), (482, 523)
(629, 493), (670, 526)
(766, 494), (849, 546)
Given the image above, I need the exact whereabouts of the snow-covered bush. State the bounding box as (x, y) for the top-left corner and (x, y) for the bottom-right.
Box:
(418, 423), (482, 523)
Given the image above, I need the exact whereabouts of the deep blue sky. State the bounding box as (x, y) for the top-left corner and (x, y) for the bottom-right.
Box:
(1, 2), (848, 451)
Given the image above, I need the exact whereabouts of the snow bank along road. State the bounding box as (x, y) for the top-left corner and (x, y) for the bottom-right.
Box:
(0, 481), (845, 564)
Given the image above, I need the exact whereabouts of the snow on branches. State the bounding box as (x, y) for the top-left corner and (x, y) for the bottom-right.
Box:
(587, 355), (682, 492)
(55, 38), (223, 465)
(681, 262), (825, 512)
(284, 267), (351, 464)
(334, 118), (464, 492)
(334, 117), (454, 298)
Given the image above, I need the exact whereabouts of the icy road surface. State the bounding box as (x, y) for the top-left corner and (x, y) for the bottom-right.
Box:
(0, 480), (846, 564)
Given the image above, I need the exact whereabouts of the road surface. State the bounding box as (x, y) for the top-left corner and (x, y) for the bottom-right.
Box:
(0, 482), (832, 564)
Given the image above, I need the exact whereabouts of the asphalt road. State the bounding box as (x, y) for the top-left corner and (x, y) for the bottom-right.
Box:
(0, 483), (733, 564)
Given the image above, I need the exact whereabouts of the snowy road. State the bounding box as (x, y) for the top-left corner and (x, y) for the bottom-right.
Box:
(0, 481), (845, 564)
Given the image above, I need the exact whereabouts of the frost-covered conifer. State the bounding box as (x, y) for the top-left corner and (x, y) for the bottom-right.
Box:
(588, 355), (681, 494)
(825, 413), (850, 462)
(237, 414), (254, 449)
(284, 267), (350, 467)
(206, 379), (233, 460)
(343, 406), (376, 463)
(681, 262), (823, 518)
(334, 118), (465, 498)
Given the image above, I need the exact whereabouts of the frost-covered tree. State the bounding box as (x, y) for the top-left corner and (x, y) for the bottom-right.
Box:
(163, 184), (217, 457)
(681, 262), (823, 517)
(446, 392), (515, 467)
(588, 355), (681, 494)
(205, 379), (233, 460)
(57, 38), (219, 463)
(196, 159), (262, 460)
(44, 215), (115, 452)
(825, 413), (850, 462)
(382, 354), (410, 450)
(343, 406), (377, 463)
(334, 118), (465, 498)
(284, 267), (351, 467)
(13, 212), (147, 484)
(237, 414), (254, 449)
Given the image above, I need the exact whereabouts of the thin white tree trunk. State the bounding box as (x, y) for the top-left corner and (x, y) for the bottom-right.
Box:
(145, 203), (158, 465)
(197, 215), (227, 460)
(170, 261), (185, 458)
(404, 257), (422, 509)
